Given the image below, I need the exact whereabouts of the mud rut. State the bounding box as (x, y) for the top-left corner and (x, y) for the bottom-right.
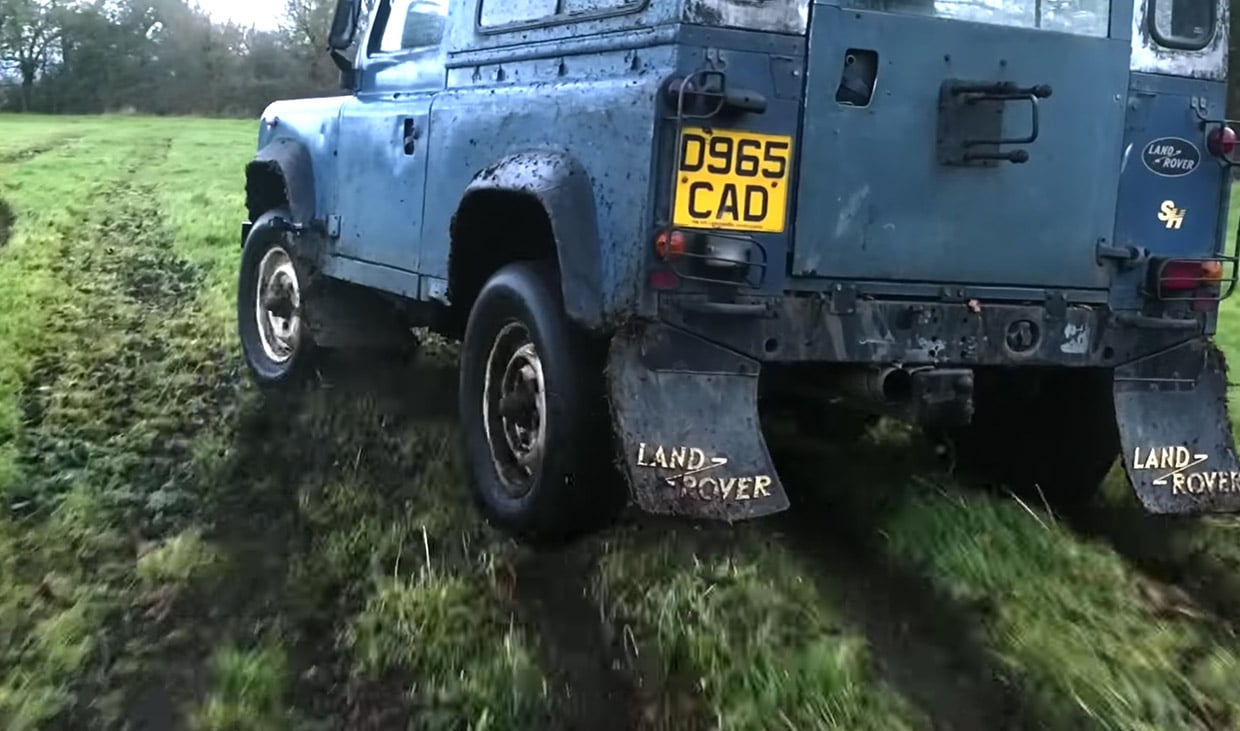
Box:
(0, 198), (12, 250)
(13, 138), (1240, 730)
(0, 136), (81, 166)
(765, 435), (1031, 731)
(12, 141), (238, 729)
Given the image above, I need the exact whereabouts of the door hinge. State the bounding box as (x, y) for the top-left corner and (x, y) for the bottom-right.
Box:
(327, 215), (341, 239)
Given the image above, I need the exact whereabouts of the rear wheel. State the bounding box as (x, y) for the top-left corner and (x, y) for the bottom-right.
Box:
(793, 404), (878, 443)
(939, 368), (1119, 508)
(458, 259), (625, 544)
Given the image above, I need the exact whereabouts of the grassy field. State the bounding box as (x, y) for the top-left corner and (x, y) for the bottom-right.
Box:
(4, 114), (1240, 730)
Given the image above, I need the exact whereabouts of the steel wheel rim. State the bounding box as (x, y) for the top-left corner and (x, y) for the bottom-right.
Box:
(482, 320), (547, 498)
(254, 245), (302, 364)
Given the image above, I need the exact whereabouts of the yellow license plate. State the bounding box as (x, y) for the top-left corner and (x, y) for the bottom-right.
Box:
(672, 127), (794, 234)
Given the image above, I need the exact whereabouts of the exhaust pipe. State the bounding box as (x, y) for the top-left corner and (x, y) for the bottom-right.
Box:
(836, 366), (916, 405)
(829, 365), (974, 426)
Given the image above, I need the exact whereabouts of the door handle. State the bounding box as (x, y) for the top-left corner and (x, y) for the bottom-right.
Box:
(402, 118), (417, 155)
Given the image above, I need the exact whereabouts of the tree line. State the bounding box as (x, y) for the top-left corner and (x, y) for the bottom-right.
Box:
(0, 0), (347, 116)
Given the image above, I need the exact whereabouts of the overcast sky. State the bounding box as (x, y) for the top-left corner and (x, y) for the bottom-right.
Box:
(199, 0), (287, 30)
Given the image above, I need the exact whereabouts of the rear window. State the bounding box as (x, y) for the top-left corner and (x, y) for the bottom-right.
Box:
(846, 0), (1110, 37)
(1150, 0), (1215, 49)
(682, 0), (810, 34)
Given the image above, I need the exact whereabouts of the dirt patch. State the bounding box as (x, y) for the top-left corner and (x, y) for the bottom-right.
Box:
(0, 198), (12, 248)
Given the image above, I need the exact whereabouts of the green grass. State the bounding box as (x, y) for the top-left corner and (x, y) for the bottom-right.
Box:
(598, 526), (925, 730)
(881, 482), (1240, 729)
(0, 115), (548, 728)
(190, 643), (298, 731)
(8, 112), (1240, 730)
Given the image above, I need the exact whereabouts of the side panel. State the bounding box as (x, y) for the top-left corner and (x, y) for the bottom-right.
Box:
(1108, 73), (1231, 312)
(422, 48), (670, 323)
(792, 5), (1129, 289)
(648, 26), (808, 298)
(253, 96), (349, 225)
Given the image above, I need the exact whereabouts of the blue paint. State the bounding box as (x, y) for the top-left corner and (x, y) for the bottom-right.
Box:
(247, 0), (1232, 345)
(1109, 72), (1231, 311)
(792, 4), (1129, 290)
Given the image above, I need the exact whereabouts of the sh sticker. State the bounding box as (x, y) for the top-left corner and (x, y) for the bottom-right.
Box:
(1158, 200), (1186, 229)
(1142, 137), (1200, 177)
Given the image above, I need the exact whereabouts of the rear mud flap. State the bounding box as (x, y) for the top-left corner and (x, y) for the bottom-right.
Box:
(1116, 338), (1240, 513)
(605, 324), (790, 521)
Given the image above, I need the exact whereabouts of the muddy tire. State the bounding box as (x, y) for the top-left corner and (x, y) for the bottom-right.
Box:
(458, 259), (624, 544)
(939, 368), (1119, 508)
(237, 209), (319, 387)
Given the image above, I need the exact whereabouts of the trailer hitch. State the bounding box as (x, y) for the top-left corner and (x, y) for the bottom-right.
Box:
(936, 80), (1052, 166)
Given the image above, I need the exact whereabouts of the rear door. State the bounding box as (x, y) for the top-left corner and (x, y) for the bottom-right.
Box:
(791, 0), (1129, 290)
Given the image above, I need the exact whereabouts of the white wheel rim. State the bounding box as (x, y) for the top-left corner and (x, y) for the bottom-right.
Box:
(482, 320), (547, 497)
(255, 245), (302, 363)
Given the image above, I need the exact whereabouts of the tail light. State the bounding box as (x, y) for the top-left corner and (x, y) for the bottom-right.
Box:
(1151, 258), (1228, 311)
(655, 229), (686, 260)
(1158, 260), (1209, 291)
(649, 269), (680, 290)
(1208, 125), (1238, 157)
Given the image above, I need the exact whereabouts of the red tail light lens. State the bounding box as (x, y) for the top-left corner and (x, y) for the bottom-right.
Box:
(1155, 259), (1226, 310)
(649, 268), (680, 290)
(1159, 260), (1205, 290)
(655, 230), (686, 260)
(1208, 125), (1237, 157)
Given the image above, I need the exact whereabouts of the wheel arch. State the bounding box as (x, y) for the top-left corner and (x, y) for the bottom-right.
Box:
(245, 137), (317, 227)
(447, 150), (605, 332)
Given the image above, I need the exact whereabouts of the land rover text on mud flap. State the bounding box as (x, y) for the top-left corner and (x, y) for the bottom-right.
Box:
(237, 0), (1240, 543)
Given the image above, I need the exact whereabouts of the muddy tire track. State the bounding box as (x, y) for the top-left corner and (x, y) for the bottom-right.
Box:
(290, 351), (641, 730)
(0, 136), (81, 165)
(16, 142), (243, 730)
(1063, 498), (1240, 631)
(12, 153), (211, 520)
(0, 197), (12, 249)
(766, 432), (1035, 731)
(512, 542), (640, 731)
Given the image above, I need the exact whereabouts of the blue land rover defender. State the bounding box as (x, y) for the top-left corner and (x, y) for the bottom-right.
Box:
(238, 0), (1240, 542)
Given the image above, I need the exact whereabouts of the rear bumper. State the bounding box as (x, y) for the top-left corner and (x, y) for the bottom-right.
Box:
(605, 305), (1240, 519)
(655, 292), (1208, 368)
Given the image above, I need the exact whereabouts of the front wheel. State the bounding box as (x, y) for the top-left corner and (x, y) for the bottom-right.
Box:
(237, 209), (319, 387)
(458, 260), (625, 544)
